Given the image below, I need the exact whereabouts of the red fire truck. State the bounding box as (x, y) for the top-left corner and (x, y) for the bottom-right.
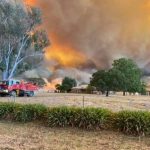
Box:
(0, 79), (39, 97)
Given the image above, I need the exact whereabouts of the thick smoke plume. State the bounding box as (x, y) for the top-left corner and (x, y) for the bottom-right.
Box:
(25, 0), (150, 83)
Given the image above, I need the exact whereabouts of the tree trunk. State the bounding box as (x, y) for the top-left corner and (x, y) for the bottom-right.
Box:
(123, 91), (126, 96)
(2, 71), (8, 80)
(106, 91), (109, 97)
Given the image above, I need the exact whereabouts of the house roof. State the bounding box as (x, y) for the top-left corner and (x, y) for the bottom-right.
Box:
(72, 84), (88, 90)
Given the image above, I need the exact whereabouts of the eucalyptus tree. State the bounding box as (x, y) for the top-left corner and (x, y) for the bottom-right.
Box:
(0, 0), (49, 79)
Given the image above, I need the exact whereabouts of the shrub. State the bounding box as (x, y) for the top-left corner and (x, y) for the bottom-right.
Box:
(13, 104), (47, 122)
(115, 111), (150, 136)
(73, 108), (112, 129)
(47, 107), (112, 129)
(47, 107), (74, 127)
(0, 102), (47, 122)
(0, 102), (16, 119)
(0, 102), (150, 136)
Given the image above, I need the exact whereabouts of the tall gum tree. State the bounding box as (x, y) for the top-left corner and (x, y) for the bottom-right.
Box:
(0, 0), (49, 80)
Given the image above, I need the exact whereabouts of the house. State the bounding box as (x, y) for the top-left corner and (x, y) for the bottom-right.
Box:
(71, 84), (88, 93)
(71, 84), (99, 94)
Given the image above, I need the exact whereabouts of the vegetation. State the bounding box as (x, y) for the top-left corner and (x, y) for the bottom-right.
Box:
(47, 107), (112, 129)
(90, 58), (146, 96)
(0, 0), (49, 80)
(90, 70), (113, 96)
(116, 111), (150, 136)
(55, 77), (77, 93)
(86, 85), (95, 94)
(111, 58), (144, 95)
(0, 102), (150, 136)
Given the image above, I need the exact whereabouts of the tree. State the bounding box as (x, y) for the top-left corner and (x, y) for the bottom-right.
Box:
(0, 0), (49, 80)
(56, 77), (77, 93)
(86, 85), (95, 94)
(55, 84), (62, 92)
(111, 58), (145, 95)
(90, 58), (146, 96)
(90, 70), (112, 96)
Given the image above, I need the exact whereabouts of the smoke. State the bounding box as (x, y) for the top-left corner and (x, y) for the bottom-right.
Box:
(25, 0), (150, 82)
(22, 67), (52, 79)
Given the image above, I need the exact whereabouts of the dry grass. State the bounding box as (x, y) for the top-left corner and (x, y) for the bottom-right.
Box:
(0, 93), (150, 149)
(0, 121), (149, 150)
(0, 92), (150, 111)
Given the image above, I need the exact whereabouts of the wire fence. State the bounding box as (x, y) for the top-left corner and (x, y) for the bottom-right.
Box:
(1, 93), (150, 112)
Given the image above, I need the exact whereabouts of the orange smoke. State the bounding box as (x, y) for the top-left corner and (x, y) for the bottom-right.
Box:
(43, 78), (62, 90)
(25, 0), (36, 5)
(25, 0), (86, 68)
(45, 46), (86, 67)
(45, 38), (86, 68)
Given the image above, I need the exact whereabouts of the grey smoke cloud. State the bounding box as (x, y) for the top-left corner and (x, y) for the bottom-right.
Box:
(26, 0), (150, 80)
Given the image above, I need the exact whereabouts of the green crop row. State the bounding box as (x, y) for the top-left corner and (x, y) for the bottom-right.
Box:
(0, 102), (150, 136)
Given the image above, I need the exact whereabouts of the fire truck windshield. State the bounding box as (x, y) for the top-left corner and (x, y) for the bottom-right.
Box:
(0, 81), (9, 85)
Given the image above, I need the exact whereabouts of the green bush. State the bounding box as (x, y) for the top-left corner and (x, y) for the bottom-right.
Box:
(47, 107), (112, 129)
(0, 102), (16, 119)
(0, 103), (47, 122)
(73, 108), (112, 129)
(115, 111), (150, 136)
(13, 104), (47, 122)
(0, 102), (150, 136)
(47, 107), (75, 127)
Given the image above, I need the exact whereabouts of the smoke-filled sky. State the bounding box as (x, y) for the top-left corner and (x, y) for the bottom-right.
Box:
(25, 0), (150, 82)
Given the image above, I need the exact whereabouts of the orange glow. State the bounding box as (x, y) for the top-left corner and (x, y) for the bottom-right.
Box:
(25, 0), (86, 68)
(25, 0), (36, 5)
(45, 34), (86, 67)
(45, 44), (86, 67)
(43, 78), (62, 90)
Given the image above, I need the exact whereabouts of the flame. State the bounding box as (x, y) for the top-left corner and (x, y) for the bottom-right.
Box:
(25, 0), (36, 5)
(43, 78), (62, 90)
(25, 0), (86, 68)
(45, 43), (86, 68)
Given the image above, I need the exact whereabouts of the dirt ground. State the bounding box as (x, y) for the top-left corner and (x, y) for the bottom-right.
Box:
(0, 92), (150, 111)
(0, 121), (149, 150)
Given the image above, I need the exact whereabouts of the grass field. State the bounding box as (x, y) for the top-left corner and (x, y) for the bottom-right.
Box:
(0, 121), (149, 150)
(0, 92), (150, 149)
(0, 92), (150, 111)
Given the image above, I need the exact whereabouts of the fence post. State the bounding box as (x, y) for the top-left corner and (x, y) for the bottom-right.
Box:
(83, 96), (85, 108)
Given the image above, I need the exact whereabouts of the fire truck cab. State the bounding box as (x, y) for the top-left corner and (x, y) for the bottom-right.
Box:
(0, 79), (38, 97)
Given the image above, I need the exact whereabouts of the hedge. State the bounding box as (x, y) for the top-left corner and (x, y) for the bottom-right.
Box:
(0, 102), (150, 136)
(115, 111), (150, 136)
(47, 107), (112, 129)
(0, 102), (47, 122)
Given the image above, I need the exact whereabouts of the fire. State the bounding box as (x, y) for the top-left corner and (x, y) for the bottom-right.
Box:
(45, 43), (86, 68)
(25, 0), (36, 5)
(43, 78), (62, 90)
(25, 0), (86, 68)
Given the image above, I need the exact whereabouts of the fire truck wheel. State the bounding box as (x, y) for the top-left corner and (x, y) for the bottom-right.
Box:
(27, 91), (34, 97)
(10, 91), (17, 97)
(0, 94), (5, 97)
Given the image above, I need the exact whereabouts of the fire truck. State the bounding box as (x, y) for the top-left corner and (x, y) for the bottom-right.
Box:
(0, 79), (39, 97)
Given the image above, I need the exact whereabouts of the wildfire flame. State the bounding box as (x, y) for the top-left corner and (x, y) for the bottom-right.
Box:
(45, 38), (86, 67)
(43, 78), (62, 90)
(25, 0), (36, 6)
